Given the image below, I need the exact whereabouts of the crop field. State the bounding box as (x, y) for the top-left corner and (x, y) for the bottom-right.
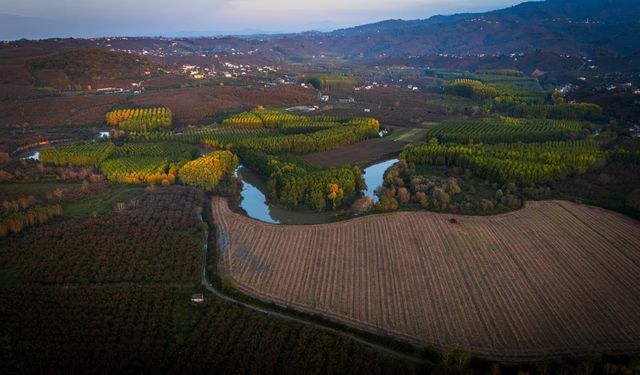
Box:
(0, 187), (205, 285)
(302, 138), (407, 168)
(106, 107), (172, 131)
(0, 85), (315, 127)
(302, 127), (427, 168)
(401, 140), (604, 185)
(0, 285), (414, 374)
(212, 197), (640, 362)
(424, 117), (587, 144)
(0, 186), (417, 374)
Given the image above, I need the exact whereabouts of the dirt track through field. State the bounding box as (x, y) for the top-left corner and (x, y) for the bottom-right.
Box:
(211, 198), (640, 361)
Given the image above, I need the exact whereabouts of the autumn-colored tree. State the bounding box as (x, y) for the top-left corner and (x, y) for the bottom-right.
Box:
(327, 183), (344, 209)
(448, 179), (462, 195)
(434, 188), (451, 205)
(416, 191), (429, 208)
(179, 151), (238, 191)
(0, 204), (63, 238)
(551, 89), (566, 105)
(375, 188), (399, 212)
(352, 196), (373, 214)
(397, 187), (410, 205)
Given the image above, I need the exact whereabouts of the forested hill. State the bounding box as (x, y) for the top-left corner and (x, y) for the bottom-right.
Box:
(3, 1), (640, 62)
(271, 0), (640, 58)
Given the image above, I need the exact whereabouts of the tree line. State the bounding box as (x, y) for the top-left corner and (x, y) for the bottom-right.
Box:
(400, 140), (605, 185)
(237, 148), (365, 210)
(106, 107), (172, 132)
(425, 117), (591, 144)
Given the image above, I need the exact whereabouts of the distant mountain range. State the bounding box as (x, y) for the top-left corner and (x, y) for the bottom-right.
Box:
(3, 0), (640, 59)
(267, 0), (640, 58)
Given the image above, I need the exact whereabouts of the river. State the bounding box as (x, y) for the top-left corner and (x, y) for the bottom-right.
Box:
(235, 158), (398, 224)
(363, 159), (398, 203)
(21, 151), (40, 161)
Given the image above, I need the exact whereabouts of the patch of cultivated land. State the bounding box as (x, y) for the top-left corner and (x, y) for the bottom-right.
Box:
(0, 85), (314, 126)
(212, 198), (640, 362)
(302, 127), (428, 168)
(302, 138), (407, 168)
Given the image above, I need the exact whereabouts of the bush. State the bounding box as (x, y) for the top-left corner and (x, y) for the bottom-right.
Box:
(627, 189), (640, 211)
(352, 197), (373, 214)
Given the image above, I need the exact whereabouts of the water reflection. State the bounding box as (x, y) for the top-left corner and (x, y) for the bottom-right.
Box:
(234, 158), (399, 224)
(363, 159), (398, 203)
(235, 166), (279, 224)
(22, 151), (40, 161)
(235, 166), (333, 225)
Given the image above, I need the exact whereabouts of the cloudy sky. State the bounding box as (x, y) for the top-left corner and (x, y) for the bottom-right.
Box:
(1, 0), (525, 39)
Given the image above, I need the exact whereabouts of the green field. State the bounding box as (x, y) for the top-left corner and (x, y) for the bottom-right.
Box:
(62, 186), (146, 218)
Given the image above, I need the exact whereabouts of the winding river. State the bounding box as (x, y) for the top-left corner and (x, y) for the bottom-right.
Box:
(15, 136), (396, 225)
(236, 158), (398, 224)
(363, 159), (398, 203)
(235, 166), (333, 224)
(21, 151), (40, 161)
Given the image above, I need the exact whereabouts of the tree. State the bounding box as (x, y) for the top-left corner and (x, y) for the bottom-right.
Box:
(397, 187), (410, 205)
(551, 89), (566, 105)
(416, 192), (429, 208)
(327, 183), (344, 209)
(352, 197), (373, 214)
(626, 188), (640, 211)
(376, 188), (399, 211)
(179, 151), (238, 191)
(434, 188), (450, 205)
(448, 179), (462, 194)
(452, 347), (471, 372)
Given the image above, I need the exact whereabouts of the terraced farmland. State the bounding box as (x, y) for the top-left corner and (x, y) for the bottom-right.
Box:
(212, 198), (640, 362)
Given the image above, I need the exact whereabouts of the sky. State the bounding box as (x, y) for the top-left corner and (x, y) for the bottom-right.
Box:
(1, 0), (525, 40)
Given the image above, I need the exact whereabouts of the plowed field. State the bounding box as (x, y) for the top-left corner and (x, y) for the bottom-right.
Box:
(212, 198), (640, 362)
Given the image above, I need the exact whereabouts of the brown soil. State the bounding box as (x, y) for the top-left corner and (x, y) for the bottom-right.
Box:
(0, 85), (315, 127)
(212, 198), (640, 362)
(302, 138), (407, 168)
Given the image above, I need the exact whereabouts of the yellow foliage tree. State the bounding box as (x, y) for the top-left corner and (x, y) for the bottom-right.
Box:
(327, 183), (344, 209)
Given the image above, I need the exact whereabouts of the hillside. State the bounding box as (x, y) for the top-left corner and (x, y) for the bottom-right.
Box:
(269, 0), (640, 58)
(28, 49), (158, 91)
